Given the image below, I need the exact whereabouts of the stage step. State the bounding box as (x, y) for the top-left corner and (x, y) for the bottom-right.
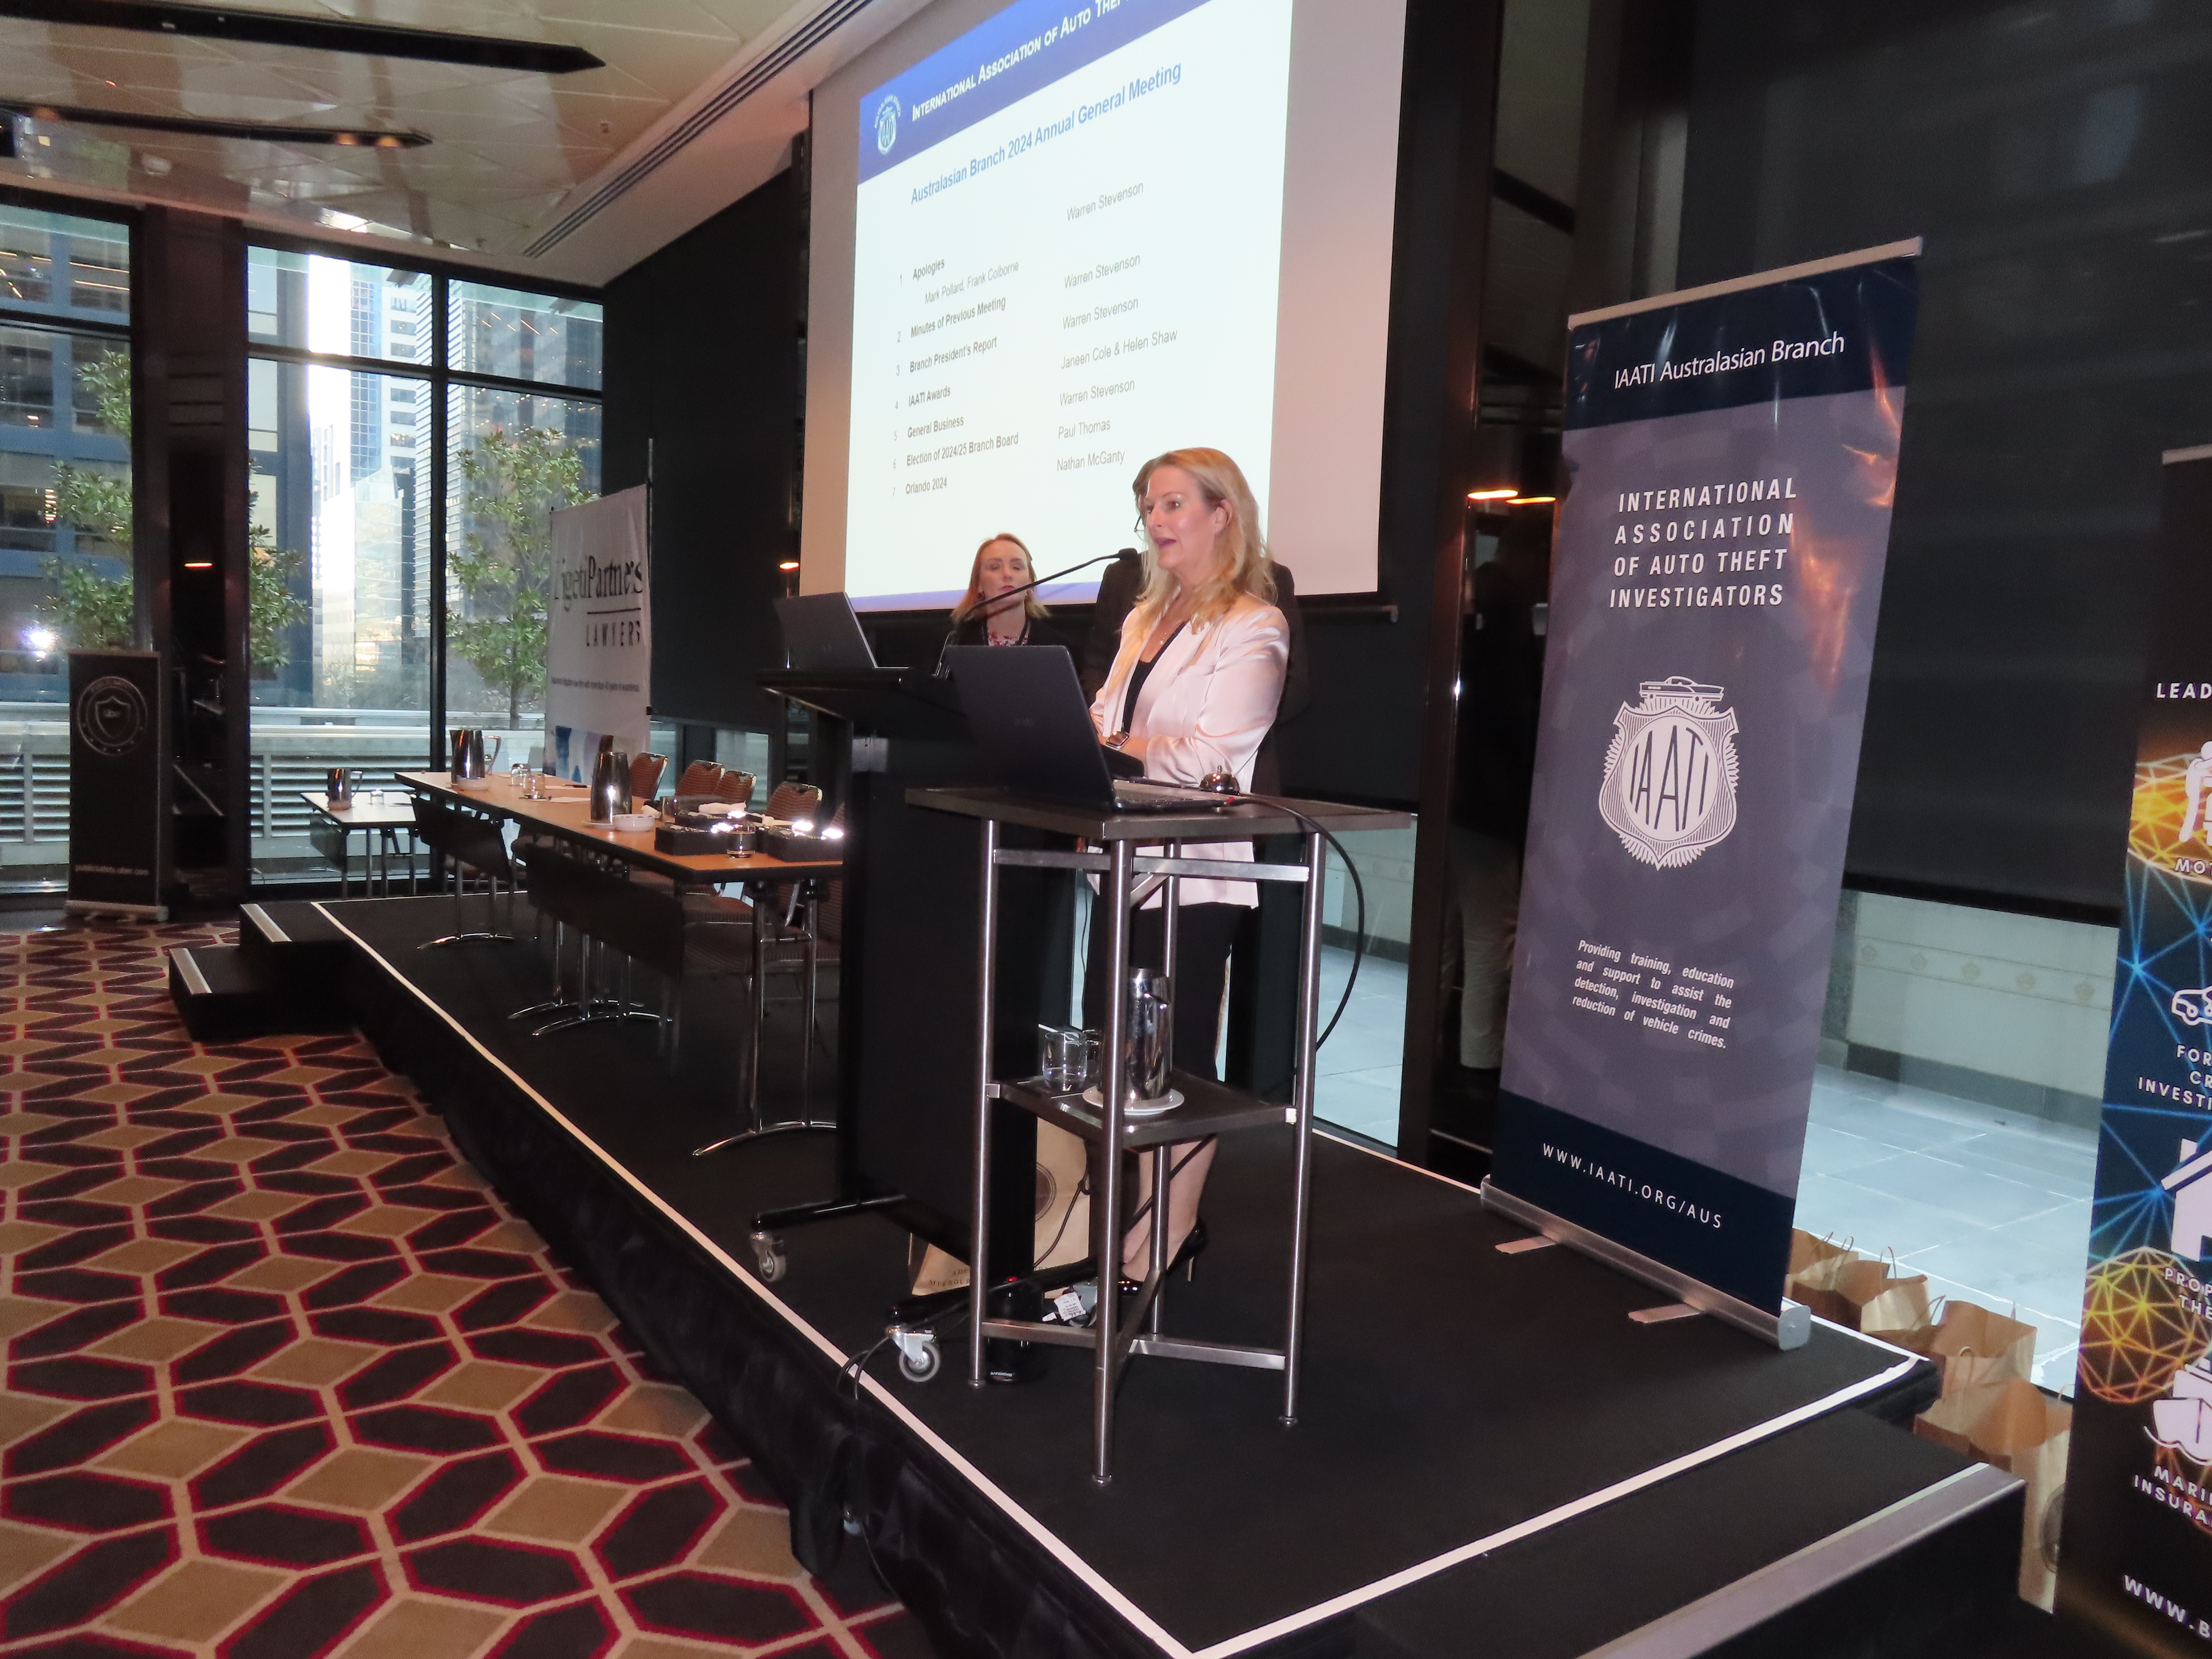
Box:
(237, 900), (350, 981)
(170, 902), (354, 1041)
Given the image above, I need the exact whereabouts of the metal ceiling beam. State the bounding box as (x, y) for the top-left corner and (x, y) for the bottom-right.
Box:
(0, 0), (603, 74)
(3, 100), (428, 146)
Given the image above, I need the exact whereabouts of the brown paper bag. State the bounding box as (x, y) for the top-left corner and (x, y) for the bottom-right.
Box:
(1914, 1379), (2070, 1609)
(1789, 1228), (1855, 1280)
(1850, 1260), (1932, 1338)
(1928, 1300), (2038, 1395)
(1862, 1283), (1941, 1353)
(1800, 1256), (1928, 1333)
(1784, 1231), (1860, 1321)
(909, 1121), (1091, 1294)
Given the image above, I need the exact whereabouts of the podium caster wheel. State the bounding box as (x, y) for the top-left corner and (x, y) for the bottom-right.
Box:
(751, 1232), (787, 1283)
(894, 1328), (940, 1384)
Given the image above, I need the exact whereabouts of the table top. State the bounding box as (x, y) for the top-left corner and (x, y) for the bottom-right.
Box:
(300, 792), (417, 828)
(396, 771), (843, 883)
(906, 786), (1412, 842)
(998, 1071), (1293, 1147)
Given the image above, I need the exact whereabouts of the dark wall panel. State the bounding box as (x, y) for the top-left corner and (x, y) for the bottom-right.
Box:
(605, 168), (802, 734)
(1676, 0), (2212, 913)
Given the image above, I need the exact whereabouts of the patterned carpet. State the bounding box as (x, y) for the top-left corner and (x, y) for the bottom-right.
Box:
(0, 918), (915, 1659)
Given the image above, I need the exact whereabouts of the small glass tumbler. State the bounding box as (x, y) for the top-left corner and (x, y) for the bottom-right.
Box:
(1036, 1025), (1080, 1091)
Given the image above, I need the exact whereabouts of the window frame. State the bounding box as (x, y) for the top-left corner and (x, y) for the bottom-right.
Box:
(243, 236), (603, 767)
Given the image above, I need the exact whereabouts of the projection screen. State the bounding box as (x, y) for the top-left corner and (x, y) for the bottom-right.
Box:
(803, 0), (1407, 608)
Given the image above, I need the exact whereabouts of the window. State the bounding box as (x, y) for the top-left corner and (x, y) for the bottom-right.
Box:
(0, 202), (133, 888)
(444, 384), (600, 740)
(449, 281), (601, 390)
(244, 245), (600, 880)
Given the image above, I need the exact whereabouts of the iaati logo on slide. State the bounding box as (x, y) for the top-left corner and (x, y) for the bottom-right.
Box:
(1598, 677), (1740, 868)
(874, 96), (899, 156)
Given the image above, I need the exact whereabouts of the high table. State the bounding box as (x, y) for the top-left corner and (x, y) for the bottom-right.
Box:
(394, 770), (842, 889)
(911, 784), (1411, 1483)
(396, 770), (843, 1140)
(301, 791), (419, 899)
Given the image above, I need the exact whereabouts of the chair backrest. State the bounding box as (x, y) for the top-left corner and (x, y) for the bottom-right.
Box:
(676, 761), (721, 796)
(412, 796), (512, 881)
(570, 853), (685, 979)
(632, 752), (668, 800)
(713, 769), (755, 805)
(765, 781), (824, 824)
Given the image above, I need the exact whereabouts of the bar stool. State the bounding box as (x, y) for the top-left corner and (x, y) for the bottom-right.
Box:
(411, 797), (515, 948)
(693, 793), (840, 1157)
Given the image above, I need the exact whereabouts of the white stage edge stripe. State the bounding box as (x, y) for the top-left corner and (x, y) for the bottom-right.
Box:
(1193, 1352), (1921, 1659)
(1581, 1462), (2020, 1659)
(169, 947), (211, 997)
(317, 909), (1931, 1659)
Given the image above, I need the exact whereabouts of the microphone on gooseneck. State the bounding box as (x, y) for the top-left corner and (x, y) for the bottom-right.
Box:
(932, 548), (1135, 677)
(991, 547), (1132, 607)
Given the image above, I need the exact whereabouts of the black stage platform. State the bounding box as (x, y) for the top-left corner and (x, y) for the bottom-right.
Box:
(297, 896), (2027, 1659)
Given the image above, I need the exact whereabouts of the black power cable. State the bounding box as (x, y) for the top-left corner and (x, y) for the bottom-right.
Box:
(1233, 792), (1369, 1097)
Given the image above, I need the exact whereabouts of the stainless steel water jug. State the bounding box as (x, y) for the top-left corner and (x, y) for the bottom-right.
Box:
(590, 737), (632, 824)
(326, 767), (359, 809)
(1122, 968), (1172, 1105)
(450, 728), (501, 781)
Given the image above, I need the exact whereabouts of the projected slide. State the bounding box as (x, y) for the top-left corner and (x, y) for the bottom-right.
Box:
(845, 0), (1294, 609)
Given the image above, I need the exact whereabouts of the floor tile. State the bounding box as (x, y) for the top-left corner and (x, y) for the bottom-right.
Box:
(0, 920), (911, 1656)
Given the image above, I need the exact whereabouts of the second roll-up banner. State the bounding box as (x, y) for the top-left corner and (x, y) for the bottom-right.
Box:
(1485, 241), (1922, 1341)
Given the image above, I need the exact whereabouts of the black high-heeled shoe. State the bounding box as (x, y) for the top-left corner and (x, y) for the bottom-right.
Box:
(1119, 1217), (1208, 1294)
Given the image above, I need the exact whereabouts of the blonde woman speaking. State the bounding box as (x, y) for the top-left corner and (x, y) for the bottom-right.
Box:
(1085, 447), (1289, 1283)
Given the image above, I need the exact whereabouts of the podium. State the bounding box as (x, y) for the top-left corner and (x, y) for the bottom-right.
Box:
(754, 669), (1064, 1284)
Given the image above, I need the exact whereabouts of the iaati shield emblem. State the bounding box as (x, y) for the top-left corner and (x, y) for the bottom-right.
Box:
(1598, 677), (1740, 868)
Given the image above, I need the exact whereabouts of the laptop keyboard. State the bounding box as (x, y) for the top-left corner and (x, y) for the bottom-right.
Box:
(1112, 780), (1231, 810)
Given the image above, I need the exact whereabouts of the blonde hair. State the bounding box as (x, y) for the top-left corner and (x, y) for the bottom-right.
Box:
(1127, 449), (1276, 638)
(951, 533), (1049, 622)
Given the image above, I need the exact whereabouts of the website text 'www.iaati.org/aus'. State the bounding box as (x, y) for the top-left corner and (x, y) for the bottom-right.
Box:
(1539, 1143), (1723, 1229)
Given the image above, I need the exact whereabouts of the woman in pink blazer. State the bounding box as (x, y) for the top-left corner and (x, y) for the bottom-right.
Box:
(1085, 447), (1289, 1280)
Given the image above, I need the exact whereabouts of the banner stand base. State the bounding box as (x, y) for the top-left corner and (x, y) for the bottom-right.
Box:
(1481, 1178), (1810, 1350)
(64, 900), (169, 922)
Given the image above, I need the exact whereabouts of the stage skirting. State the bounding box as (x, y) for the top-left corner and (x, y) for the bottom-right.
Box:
(313, 896), (1955, 1659)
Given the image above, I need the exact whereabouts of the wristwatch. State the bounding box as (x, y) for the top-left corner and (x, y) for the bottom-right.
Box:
(1103, 731), (1129, 750)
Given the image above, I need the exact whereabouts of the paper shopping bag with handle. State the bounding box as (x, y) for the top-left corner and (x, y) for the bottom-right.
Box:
(1801, 1255), (1928, 1333)
(1848, 1258), (1932, 1339)
(1785, 1231), (1860, 1322)
(1915, 1378), (2069, 1609)
(1929, 1299), (2038, 1395)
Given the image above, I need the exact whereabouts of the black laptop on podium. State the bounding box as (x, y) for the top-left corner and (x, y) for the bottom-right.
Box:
(946, 645), (1232, 814)
(774, 593), (879, 671)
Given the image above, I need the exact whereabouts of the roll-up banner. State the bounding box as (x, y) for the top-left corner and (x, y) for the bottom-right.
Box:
(2059, 445), (2212, 1653)
(65, 648), (168, 920)
(545, 485), (652, 783)
(1485, 240), (1921, 1343)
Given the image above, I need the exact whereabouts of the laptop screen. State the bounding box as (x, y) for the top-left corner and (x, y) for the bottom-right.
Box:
(946, 645), (1116, 807)
(775, 593), (879, 672)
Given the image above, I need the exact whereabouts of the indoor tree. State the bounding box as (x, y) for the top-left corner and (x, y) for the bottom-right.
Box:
(41, 346), (134, 649)
(449, 423), (592, 725)
(247, 527), (309, 675)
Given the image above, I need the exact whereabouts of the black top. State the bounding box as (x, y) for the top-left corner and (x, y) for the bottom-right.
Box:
(1117, 619), (1187, 736)
(940, 612), (1071, 663)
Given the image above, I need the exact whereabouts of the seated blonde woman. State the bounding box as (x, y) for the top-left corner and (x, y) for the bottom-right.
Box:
(942, 533), (1069, 654)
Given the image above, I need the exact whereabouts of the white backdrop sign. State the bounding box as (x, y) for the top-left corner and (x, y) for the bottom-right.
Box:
(545, 485), (651, 782)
